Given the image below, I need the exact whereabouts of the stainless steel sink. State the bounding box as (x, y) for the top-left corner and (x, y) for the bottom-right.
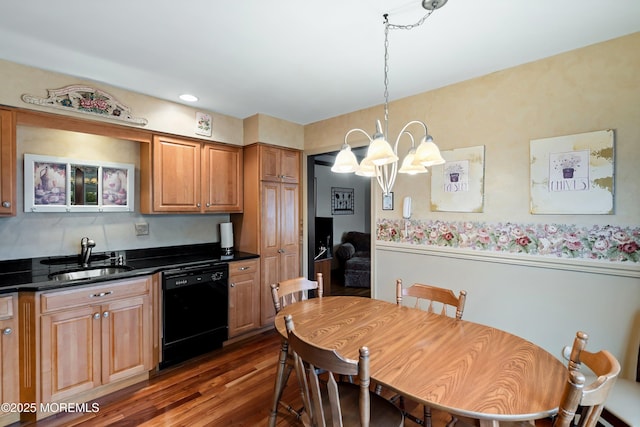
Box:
(49, 266), (133, 281)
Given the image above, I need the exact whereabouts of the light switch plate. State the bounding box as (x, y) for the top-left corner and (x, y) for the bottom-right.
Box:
(135, 222), (149, 236)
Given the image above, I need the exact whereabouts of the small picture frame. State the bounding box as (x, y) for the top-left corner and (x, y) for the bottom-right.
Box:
(331, 187), (354, 215)
(195, 112), (212, 136)
(382, 192), (394, 210)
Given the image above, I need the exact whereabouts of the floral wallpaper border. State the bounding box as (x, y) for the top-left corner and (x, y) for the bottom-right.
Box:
(377, 219), (640, 263)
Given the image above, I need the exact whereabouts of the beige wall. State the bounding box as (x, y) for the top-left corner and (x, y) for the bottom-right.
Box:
(243, 113), (304, 149)
(305, 32), (640, 379)
(305, 32), (640, 226)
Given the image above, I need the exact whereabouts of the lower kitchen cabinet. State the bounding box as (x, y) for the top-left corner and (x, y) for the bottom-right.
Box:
(0, 294), (19, 426)
(19, 276), (153, 421)
(228, 258), (260, 338)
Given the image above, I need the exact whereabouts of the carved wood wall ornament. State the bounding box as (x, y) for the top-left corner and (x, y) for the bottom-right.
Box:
(22, 85), (148, 126)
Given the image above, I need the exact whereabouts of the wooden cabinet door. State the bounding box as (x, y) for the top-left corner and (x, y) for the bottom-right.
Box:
(260, 181), (281, 326)
(260, 253), (279, 326)
(40, 305), (101, 402)
(259, 181), (299, 326)
(152, 135), (202, 212)
(0, 295), (18, 413)
(279, 183), (300, 281)
(228, 259), (260, 338)
(202, 143), (243, 213)
(259, 145), (300, 183)
(259, 145), (281, 182)
(279, 149), (300, 183)
(101, 295), (152, 384)
(0, 109), (16, 216)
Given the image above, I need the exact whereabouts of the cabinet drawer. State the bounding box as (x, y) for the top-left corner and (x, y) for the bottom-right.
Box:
(229, 259), (259, 279)
(0, 295), (14, 320)
(41, 276), (151, 313)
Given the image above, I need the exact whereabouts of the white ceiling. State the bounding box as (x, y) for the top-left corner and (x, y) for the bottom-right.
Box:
(1, 1), (639, 125)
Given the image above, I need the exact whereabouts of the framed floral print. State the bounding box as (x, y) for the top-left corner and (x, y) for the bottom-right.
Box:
(430, 145), (485, 212)
(530, 129), (614, 214)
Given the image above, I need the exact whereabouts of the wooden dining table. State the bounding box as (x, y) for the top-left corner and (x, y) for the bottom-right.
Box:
(270, 296), (566, 427)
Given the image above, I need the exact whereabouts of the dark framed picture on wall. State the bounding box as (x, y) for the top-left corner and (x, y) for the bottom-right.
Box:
(331, 187), (354, 215)
(382, 192), (394, 210)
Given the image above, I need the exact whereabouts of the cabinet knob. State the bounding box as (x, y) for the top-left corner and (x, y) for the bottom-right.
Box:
(2, 201), (10, 208)
(206, 202), (211, 207)
(93, 313), (101, 319)
(230, 283), (235, 287)
(196, 203), (201, 208)
(103, 311), (110, 318)
(239, 266), (250, 271)
(2, 327), (12, 335)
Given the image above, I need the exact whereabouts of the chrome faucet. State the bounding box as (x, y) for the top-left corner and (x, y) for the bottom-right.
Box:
(80, 237), (96, 268)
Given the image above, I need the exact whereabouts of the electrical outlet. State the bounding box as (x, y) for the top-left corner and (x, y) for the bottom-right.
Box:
(135, 222), (149, 236)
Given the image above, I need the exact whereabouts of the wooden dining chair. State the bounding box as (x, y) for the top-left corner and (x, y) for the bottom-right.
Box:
(285, 313), (404, 427)
(599, 341), (640, 427)
(271, 274), (323, 314)
(396, 279), (467, 320)
(389, 279), (467, 427)
(554, 331), (621, 427)
(269, 274), (323, 424)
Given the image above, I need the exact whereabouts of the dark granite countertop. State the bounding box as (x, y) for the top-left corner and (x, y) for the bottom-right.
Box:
(0, 243), (259, 293)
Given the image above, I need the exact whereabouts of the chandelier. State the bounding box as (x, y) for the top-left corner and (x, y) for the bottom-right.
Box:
(331, 0), (448, 195)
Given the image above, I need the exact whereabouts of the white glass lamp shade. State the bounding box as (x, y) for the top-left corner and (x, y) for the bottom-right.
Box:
(331, 144), (360, 173)
(365, 134), (399, 166)
(355, 156), (376, 177)
(413, 136), (445, 167)
(398, 149), (428, 175)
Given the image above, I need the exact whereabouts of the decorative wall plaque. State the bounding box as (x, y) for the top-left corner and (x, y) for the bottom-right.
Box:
(22, 85), (148, 126)
(530, 130), (614, 214)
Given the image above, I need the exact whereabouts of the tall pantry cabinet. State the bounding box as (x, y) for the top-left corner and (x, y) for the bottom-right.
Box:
(232, 144), (301, 327)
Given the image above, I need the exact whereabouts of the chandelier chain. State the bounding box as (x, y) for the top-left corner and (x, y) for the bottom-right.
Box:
(383, 8), (437, 139)
(383, 15), (390, 139)
(387, 9), (436, 31)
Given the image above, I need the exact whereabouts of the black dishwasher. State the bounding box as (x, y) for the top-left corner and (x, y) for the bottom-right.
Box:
(160, 262), (229, 369)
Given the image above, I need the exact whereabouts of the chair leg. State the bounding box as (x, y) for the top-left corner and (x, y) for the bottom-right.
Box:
(269, 339), (290, 427)
(424, 405), (432, 427)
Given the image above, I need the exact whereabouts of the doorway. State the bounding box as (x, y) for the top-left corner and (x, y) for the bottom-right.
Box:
(306, 148), (371, 297)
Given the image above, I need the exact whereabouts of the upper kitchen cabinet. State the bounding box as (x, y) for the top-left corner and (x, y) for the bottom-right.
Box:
(0, 109), (16, 216)
(140, 135), (242, 214)
(202, 143), (243, 213)
(259, 144), (300, 183)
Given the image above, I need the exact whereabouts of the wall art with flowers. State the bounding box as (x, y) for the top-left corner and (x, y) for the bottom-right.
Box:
(430, 145), (485, 213)
(530, 129), (614, 214)
(377, 218), (640, 263)
(22, 85), (148, 126)
(195, 112), (212, 136)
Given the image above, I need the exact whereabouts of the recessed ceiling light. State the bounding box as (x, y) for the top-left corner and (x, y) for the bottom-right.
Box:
(179, 94), (198, 102)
